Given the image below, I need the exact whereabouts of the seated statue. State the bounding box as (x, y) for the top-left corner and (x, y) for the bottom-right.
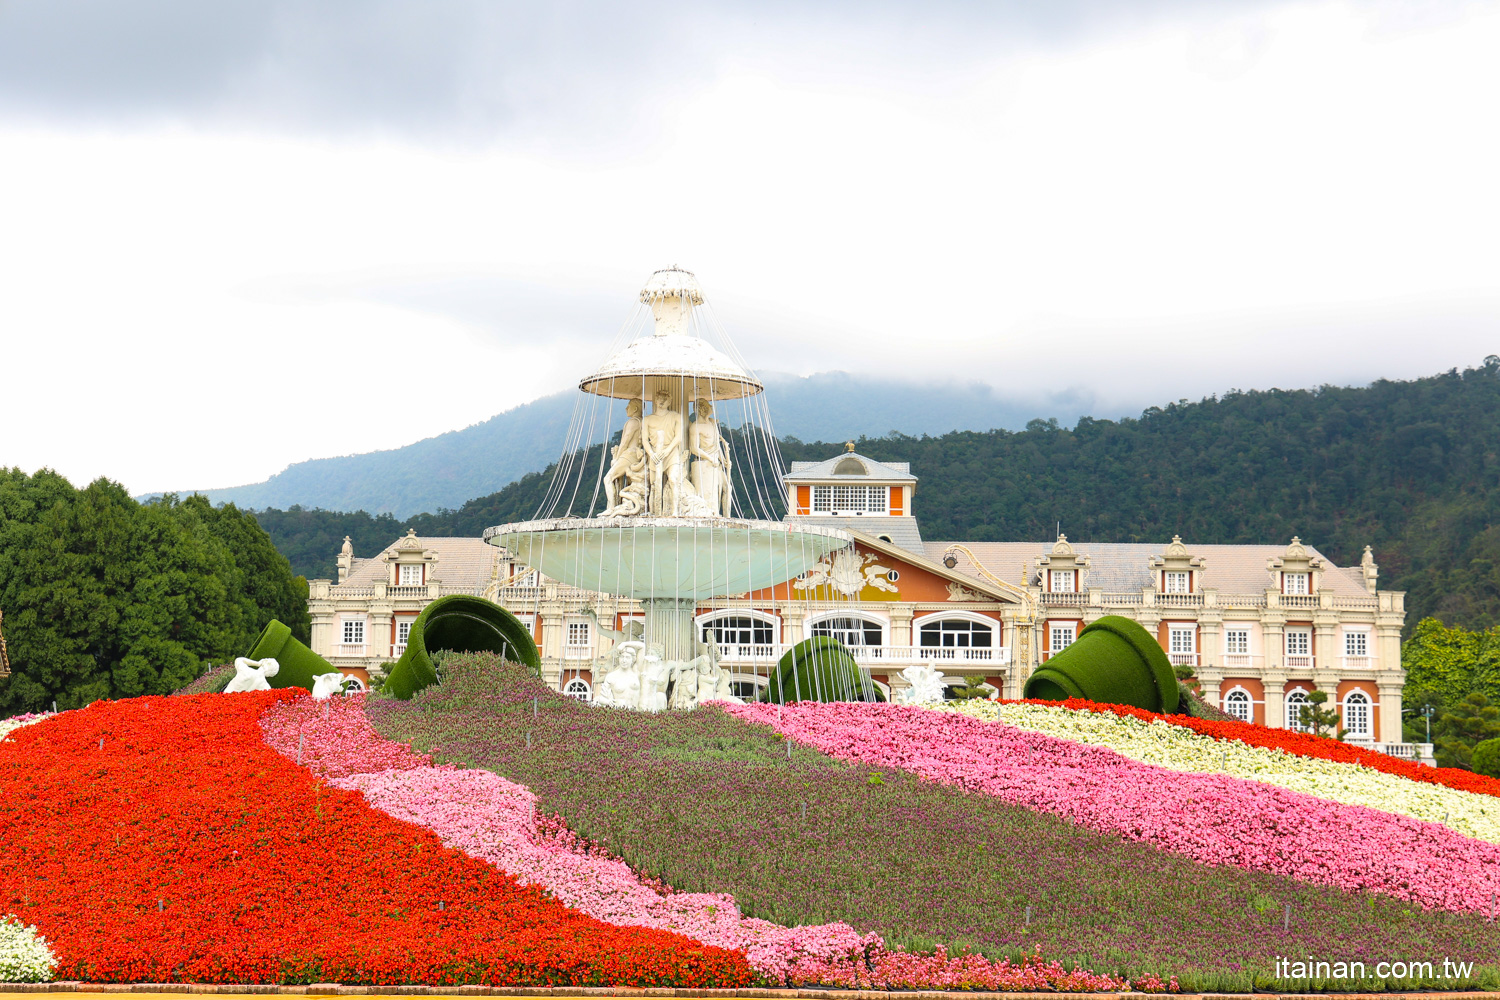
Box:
(224, 656), (280, 693)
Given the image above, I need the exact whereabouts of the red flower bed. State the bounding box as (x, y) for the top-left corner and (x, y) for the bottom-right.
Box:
(0, 692), (754, 987)
(1022, 697), (1500, 798)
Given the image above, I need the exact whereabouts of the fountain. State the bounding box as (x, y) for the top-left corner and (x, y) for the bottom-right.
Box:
(484, 268), (853, 709)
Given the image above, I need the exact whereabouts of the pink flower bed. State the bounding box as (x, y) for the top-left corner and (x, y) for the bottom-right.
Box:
(726, 701), (1500, 915)
(262, 696), (1148, 991)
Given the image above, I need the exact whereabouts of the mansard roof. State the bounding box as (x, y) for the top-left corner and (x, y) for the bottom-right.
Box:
(336, 536), (502, 589)
(924, 540), (1373, 597)
(790, 515), (925, 556)
(787, 452), (915, 481)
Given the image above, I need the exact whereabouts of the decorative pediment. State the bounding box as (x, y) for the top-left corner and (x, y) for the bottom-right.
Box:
(1266, 536), (1324, 590)
(384, 529), (440, 584)
(1149, 536), (1206, 593)
(1036, 534), (1091, 589)
(1360, 545), (1379, 595)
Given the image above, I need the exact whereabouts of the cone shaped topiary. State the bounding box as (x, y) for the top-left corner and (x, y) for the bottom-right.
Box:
(762, 635), (884, 704)
(1023, 614), (1180, 714)
(246, 619), (337, 692)
(384, 595), (540, 700)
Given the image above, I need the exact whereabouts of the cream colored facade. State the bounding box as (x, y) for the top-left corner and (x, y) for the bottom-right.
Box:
(308, 451), (1420, 760)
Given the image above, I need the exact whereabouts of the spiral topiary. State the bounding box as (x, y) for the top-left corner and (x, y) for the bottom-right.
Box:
(383, 595), (540, 700)
(762, 636), (884, 704)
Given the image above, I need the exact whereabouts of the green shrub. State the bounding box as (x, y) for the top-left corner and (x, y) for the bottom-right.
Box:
(1472, 738), (1500, 778)
(762, 636), (883, 704)
(1023, 614), (1179, 713)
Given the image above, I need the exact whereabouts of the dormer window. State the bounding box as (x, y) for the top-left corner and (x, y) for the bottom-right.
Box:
(812, 485), (887, 514)
(399, 564), (423, 586)
(1284, 572), (1309, 595)
(1163, 571), (1190, 594)
(1050, 570), (1077, 593)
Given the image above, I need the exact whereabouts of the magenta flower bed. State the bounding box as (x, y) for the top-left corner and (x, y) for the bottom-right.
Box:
(726, 701), (1500, 915)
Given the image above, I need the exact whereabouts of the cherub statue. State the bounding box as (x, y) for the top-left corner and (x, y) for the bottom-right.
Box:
(224, 656), (280, 693)
(689, 399), (731, 516)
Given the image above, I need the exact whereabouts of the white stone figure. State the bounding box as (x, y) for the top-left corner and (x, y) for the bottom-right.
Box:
(642, 389), (685, 515)
(601, 399), (647, 516)
(689, 399), (731, 516)
(224, 656), (280, 693)
(311, 672), (348, 700)
(640, 646), (674, 712)
(594, 641), (645, 708)
(897, 662), (946, 705)
(669, 658), (701, 710)
(793, 550), (900, 597)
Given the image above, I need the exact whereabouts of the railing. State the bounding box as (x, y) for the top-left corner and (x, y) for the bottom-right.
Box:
(1100, 593), (1143, 606)
(393, 643), (407, 657)
(1221, 653), (1258, 670)
(335, 644), (367, 657)
(1332, 595), (1379, 610)
(1157, 594), (1204, 608)
(1217, 594), (1267, 609)
(1279, 594), (1319, 608)
(1167, 652), (1199, 667)
(1040, 592), (1088, 606)
(1341, 655), (1373, 671)
(563, 645), (594, 660)
(1284, 654), (1313, 670)
(1350, 741), (1433, 764)
(714, 643), (1011, 668)
(389, 586), (427, 598)
(329, 587), (376, 599)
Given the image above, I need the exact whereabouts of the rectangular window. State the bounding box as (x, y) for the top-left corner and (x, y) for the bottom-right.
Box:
(810, 485), (888, 514)
(1168, 627), (1195, 655)
(399, 564), (423, 586)
(1225, 629), (1250, 655)
(1344, 631), (1369, 657)
(342, 619), (365, 645)
(1164, 571), (1190, 594)
(1050, 570), (1076, 593)
(1285, 630), (1310, 657)
(566, 622), (591, 647)
(1284, 572), (1309, 595)
(397, 619), (413, 645)
(1050, 622), (1077, 652)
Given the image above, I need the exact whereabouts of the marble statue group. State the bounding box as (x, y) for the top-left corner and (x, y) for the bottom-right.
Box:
(583, 606), (741, 712)
(601, 392), (730, 518)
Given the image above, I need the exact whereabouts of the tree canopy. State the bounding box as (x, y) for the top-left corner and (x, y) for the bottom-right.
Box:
(0, 470), (310, 713)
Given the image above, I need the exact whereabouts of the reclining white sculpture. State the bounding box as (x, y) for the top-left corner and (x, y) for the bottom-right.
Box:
(311, 672), (350, 700)
(224, 656), (280, 693)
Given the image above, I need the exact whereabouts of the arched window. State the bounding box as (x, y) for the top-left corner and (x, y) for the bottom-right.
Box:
(811, 616), (883, 647)
(730, 679), (765, 699)
(1342, 690), (1372, 738)
(701, 615), (776, 647)
(342, 675), (367, 693)
(1285, 688), (1311, 731)
(563, 678), (592, 702)
(1223, 687), (1252, 722)
(919, 617), (994, 661)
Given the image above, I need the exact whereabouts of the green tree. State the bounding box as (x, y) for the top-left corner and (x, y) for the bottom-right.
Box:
(1297, 690), (1344, 740)
(0, 469), (309, 714)
(1434, 692), (1500, 770)
(949, 675), (993, 700)
(1471, 738), (1500, 779)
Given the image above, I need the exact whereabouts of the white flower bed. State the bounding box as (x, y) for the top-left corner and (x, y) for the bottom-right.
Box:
(0, 713), (51, 742)
(944, 701), (1500, 843)
(0, 915), (56, 983)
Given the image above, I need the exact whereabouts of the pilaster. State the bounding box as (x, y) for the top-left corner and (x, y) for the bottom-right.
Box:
(889, 606), (914, 648)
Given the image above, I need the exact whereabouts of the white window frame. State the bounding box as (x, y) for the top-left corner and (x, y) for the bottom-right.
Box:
(1222, 686), (1253, 722)
(396, 619), (413, 646)
(1163, 571), (1190, 594)
(1285, 687), (1312, 731)
(1050, 570), (1077, 593)
(1168, 626), (1195, 656)
(810, 484), (887, 515)
(1285, 630), (1311, 657)
(342, 618), (365, 645)
(1343, 630), (1369, 658)
(566, 622), (591, 647)
(1342, 690), (1373, 738)
(1225, 629), (1250, 655)
(562, 678), (593, 702)
(1049, 621), (1078, 654)
(1284, 572), (1309, 595)
(807, 612), (888, 648)
(398, 563), (423, 586)
(697, 609), (780, 647)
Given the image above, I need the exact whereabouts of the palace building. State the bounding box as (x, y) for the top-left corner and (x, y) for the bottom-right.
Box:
(307, 447), (1415, 756)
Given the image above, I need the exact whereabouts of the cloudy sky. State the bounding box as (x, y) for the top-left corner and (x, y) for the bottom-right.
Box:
(2, 0), (1497, 496)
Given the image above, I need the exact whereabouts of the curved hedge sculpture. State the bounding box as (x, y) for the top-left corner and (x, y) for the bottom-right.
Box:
(384, 595), (541, 700)
(1023, 614), (1179, 714)
(762, 636), (884, 704)
(245, 619), (336, 692)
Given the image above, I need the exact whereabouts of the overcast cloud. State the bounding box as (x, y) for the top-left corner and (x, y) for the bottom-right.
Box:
(1, 0), (1496, 496)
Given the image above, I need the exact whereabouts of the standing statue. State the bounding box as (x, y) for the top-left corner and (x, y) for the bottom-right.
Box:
(640, 646), (674, 712)
(689, 399), (731, 516)
(594, 641), (645, 708)
(896, 662), (947, 705)
(601, 399), (647, 516)
(642, 388), (686, 515)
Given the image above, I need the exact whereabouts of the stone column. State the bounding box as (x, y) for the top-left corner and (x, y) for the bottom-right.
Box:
(1378, 681), (1404, 744)
(782, 608), (807, 645)
(368, 603), (395, 660)
(889, 607), (914, 649)
(1261, 609), (1286, 729)
(1263, 673), (1288, 730)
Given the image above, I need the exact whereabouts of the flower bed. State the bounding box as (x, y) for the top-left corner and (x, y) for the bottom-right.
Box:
(367, 653), (1500, 993)
(263, 694), (1146, 991)
(0, 915), (55, 983)
(0, 712), (51, 742)
(0, 692), (753, 986)
(945, 700), (1500, 842)
(1035, 696), (1500, 798)
(726, 700), (1500, 915)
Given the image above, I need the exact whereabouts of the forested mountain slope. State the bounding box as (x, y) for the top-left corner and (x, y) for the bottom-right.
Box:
(257, 359), (1500, 632)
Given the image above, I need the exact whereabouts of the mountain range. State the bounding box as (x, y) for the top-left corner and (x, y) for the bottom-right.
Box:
(152, 372), (1111, 519)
